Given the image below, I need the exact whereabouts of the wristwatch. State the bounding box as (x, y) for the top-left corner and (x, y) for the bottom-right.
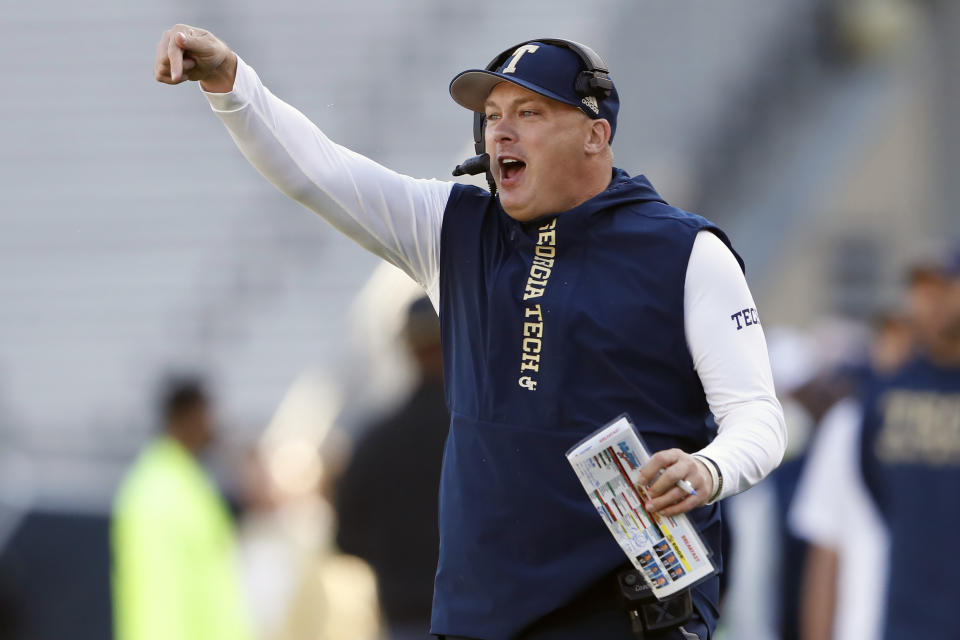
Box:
(693, 454), (723, 504)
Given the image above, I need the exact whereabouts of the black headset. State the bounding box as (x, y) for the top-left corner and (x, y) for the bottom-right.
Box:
(452, 38), (614, 195)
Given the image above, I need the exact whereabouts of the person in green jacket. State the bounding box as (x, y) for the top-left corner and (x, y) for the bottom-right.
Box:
(112, 378), (253, 640)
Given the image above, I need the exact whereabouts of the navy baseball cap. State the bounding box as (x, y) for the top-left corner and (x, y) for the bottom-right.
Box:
(449, 41), (620, 142)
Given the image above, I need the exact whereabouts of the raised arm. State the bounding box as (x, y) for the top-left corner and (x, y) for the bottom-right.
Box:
(154, 25), (454, 300)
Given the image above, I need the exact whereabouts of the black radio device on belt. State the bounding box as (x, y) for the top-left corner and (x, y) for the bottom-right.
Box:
(617, 568), (694, 639)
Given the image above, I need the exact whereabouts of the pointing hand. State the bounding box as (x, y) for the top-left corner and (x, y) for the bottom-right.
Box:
(154, 24), (237, 92)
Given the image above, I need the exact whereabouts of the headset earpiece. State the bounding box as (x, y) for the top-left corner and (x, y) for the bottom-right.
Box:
(473, 113), (486, 157)
(575, 70), (614, 100)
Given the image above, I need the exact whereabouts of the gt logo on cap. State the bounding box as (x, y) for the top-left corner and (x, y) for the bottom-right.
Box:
(502, 44), (540, 74)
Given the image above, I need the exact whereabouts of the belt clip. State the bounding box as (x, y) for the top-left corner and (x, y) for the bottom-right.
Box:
(617, 568), (694, 638)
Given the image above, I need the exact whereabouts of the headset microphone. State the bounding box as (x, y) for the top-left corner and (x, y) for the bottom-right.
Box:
(452, 153), (490, 177)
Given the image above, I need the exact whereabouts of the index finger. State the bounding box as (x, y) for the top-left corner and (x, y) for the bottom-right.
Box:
(167, 31), (185, 83)
(636, 449), (681, 487)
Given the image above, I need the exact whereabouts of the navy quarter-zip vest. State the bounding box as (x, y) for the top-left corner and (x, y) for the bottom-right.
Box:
(432, 169), (743, 640)
(860, 357), (960, 639)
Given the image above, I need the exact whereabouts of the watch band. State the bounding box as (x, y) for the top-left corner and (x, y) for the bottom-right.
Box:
(693, 454), (723, 504)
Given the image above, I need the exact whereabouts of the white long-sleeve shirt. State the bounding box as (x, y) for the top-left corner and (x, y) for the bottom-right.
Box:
(203, 57), (786, 500)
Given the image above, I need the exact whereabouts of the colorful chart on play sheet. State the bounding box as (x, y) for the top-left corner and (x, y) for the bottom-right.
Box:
(566, 414), (716, 599)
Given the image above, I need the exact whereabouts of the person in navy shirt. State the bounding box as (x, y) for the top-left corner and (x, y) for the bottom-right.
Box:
(153, 26), (787, 640)
(860, 251), (960, 639)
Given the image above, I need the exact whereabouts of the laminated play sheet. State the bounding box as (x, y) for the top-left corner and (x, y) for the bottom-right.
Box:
(566, 414), (716, 599)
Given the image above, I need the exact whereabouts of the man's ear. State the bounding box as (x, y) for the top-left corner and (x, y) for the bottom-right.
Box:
(585, 119), (612, 154)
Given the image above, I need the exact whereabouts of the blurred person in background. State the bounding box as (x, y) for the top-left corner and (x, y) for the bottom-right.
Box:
(237, 446), (308, 639)
(790, 254), (956, 640)
(335, 296), (448, 640)
(856, 249), (960, 639)
(111, 377), (253, 640)
(720, 323), (868, 640)
(236, 443), (381, 640)
(788, 314), (909, 640)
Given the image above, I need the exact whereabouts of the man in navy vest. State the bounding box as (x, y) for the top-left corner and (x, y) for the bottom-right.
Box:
(154, 27), (787, 640)
(860, 250), (960, 639)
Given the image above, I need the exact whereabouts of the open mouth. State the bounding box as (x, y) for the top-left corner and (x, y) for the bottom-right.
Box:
(499, 157), (527, 186)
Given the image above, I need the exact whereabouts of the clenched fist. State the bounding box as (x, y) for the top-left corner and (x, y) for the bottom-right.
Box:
(154, 24), (237, 93)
